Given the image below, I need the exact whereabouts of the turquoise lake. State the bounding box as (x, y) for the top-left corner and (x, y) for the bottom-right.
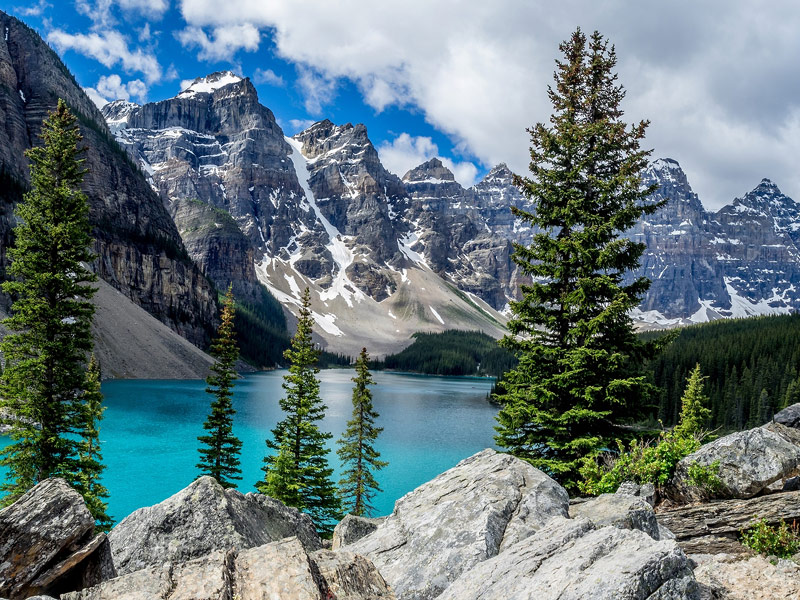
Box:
(2, 371), (498, 525)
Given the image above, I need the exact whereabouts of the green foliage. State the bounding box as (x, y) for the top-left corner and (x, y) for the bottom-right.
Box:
(197, 286), (243, 488)
(740, 518), (800, 559)
(493, 29), (660, 491)
(374, 330), (516, 377)
(0, 100), (101, 505)
(257, 288), (342, 536)
(686, 460), (722, 493)
(645, 314), (800, 430)
(579, 365), (713, 495)
(337, 348), (388, 517)
(260, 442), (303, 508)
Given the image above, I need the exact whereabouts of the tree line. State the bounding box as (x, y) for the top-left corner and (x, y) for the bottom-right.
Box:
(373, 330), (517, 377)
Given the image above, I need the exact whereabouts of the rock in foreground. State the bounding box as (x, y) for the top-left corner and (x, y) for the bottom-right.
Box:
(671, 422), (800, 500)
(349, 448), (569, 600)
(108, 475), (321, 575)
(694, 554), (800, 599)
(775, 402), (800, 429)
(437, 517), (698, 600)
(0, 478), (114, 599)
(64, 537), (394, 600)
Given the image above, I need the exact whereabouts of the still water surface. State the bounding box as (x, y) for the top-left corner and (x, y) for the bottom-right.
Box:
(81, 370), (496, 523)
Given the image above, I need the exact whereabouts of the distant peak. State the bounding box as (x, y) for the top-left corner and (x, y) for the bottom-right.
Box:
(402, 157), (455, 183)
(649, 158), (682, 171)
(177, 71), (244, 98)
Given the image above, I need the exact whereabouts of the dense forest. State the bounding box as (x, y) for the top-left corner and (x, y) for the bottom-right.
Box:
(373, 330), (516, 377)
(645, 314), (800, 431)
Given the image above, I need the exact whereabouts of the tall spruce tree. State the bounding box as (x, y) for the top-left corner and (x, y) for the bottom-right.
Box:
(674, 364), (711, 439)
(197, 286), (243, 488)
(75, 355), (112, 531)
(337, 347), (387, 517)
(257, 287), (341, 535)
(494, 29), (661, 491)
(0, 99), (99, 503)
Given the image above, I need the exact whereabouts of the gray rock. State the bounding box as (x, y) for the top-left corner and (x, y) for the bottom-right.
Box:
(570, 493), (662, 539)
(0, 478), (113, 599)
(437, 517), (699, 600)
(108, 475), (321, 575)
(64, 537), (393, 600)
(694, 554), (800, 600)
(775, 402), (800, 429)
(348, 448), (569, 600)
(332, 514), (385, 550)
(670, 422), (800, 500)
(640, 482), (657, 507)
(615, 481), (641, 496)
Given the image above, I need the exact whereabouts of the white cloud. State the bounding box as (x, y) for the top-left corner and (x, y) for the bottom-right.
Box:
(285, 118), (315, 134)
(84, 86), (109, 109)
(96, 73), (147, 102)
(253, 67), (284, 87)
(138, 23), (151, 42)
(117, 0), (168, 14)
(47, 29), (162, 83)
(295, 66), (336, 115)
(178, 0), (800, 209)
(16, 0), (50, 16)
(175, 23), (260, 62)
(378, 133), (478, 187)
(75, 0), (168, 26)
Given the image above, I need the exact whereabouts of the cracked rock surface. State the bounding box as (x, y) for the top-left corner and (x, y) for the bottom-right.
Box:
(348, 448), (569, 600)
(108, 476), (321, 576)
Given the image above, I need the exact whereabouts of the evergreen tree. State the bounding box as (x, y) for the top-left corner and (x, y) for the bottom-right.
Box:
(0, 99), (99, 503)
(673, 364), (711, 439)
(337, 347), (387, 517)
(197, 286), (242, 488)
(494, 29), (660, 491)
(257, 288), (342, 535)
(75, 355), (112, 531)
(260, 442), (303, 508)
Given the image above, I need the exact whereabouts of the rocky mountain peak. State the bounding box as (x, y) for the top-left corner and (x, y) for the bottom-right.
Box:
(176, 71), (246, 99)
(475, 163), (515, 190)
(403, 157), (455, 183)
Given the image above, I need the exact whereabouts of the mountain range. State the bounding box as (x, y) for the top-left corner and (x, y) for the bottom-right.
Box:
(3, 11), (800, 370)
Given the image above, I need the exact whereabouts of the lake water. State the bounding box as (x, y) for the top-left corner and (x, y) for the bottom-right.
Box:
(2, 371), (498, 524)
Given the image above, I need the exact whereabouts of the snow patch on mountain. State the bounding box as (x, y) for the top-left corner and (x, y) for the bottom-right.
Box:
(178, 71), (243, 98)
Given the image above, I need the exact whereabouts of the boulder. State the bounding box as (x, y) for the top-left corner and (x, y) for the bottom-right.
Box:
(348, 448), (569, 600)
(437, 517), (699, 600)
(332, 514), (385, 550)
(693, 554), (800, 600)
(108, 476), (321, 575)
(775, 402), (800, 429)
(670, 422), (800, 500)
(63, 537), (394, 600)
(569, 493), (661, 539)
(0, 478), (114, 599)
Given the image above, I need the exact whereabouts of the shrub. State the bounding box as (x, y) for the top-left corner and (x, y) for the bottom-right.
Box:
(740, 518), (800, 559)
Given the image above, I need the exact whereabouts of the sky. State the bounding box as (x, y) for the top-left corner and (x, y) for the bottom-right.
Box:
(6, 0), (800, 209)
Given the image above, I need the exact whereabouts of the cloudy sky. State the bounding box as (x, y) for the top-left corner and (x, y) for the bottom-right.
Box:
(10, 0), (800, 209)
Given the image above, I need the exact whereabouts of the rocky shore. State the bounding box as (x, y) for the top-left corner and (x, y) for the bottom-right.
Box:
(4, 404), (800, 599)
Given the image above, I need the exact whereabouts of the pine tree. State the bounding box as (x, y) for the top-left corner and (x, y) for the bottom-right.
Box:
(75, 355), (112, 531)
(674, 364), (711, 439)
(337, 347), (387, 517)
(494, 29), (661, 491)
(257, 288), (342, 535)
(197, 286), (243, 488)
(1, 99), (99, 503)
(260, 442), (303, 508)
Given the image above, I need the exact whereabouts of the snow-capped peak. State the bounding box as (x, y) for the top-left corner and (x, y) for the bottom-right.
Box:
(177, 71), (243, 98)
(648, 158), (682, 173)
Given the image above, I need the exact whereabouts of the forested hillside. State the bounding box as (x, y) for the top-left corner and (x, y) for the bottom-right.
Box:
(647, 314), (800, 431)
(375, 330), (516, 377)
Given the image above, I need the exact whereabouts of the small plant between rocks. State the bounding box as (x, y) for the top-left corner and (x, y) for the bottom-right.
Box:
(740, 517), (800, 560)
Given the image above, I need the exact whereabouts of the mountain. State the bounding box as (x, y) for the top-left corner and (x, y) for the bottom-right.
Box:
(0, 11), (219, 376)
(103, 74), (507, 356)
(628, 160), (800, 326)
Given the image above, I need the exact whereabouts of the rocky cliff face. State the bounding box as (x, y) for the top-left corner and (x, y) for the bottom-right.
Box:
(105, 76), (506, 356)
(0, 11), (217, 348)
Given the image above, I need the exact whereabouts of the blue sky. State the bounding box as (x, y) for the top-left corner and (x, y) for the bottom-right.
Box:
(6, 0), (800, 207)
